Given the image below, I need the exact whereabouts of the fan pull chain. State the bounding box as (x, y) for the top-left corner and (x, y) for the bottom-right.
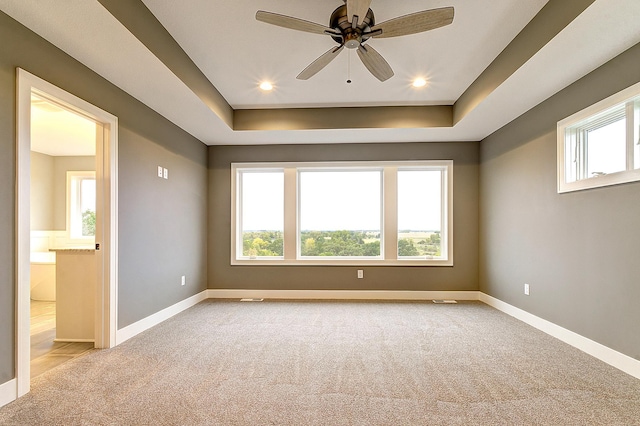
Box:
(346, 49), (352, 84)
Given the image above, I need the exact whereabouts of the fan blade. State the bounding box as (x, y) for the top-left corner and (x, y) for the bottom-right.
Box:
(357, 44), (394, 82)
(346, 0), (372, 26)
(370, 7), (454, 38)
(256, 11), (333, 35)
(297, 46), (344, 80)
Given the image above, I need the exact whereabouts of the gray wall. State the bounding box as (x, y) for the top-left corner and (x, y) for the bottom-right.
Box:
(117, 125), (208, 328)
(479, 42), (640, 360)
(0, 11), (208, 384)
(208, 142), (479, 291)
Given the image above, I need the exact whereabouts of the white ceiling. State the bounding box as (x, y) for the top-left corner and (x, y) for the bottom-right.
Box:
(31, 96), (96, 157)
(143, 0), (546, 109)
(2, 0), (640, 146)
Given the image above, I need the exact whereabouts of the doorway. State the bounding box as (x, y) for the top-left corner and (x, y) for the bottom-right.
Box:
(16, 69), (118, 397)
(29, 93), (98, 378)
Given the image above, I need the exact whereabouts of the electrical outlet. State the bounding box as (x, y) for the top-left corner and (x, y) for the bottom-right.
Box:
(357, 270), (364, 279)
(157, 166), (163, 177)
(181, 275), (186, 286)
(524, 283), (530, 295)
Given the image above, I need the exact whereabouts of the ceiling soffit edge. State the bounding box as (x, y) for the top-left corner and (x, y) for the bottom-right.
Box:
(100, 0), (595, 132)
(96, 0), (233, 127)
(234, 106), (452, 131)
(453, 0), (597, 125)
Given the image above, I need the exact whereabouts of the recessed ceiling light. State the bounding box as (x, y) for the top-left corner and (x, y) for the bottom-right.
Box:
(412, 78), (427, 88)
(259, 82), (273, 91)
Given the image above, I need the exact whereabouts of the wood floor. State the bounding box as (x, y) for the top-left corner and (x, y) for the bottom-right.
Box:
(30, 300), (94, 379)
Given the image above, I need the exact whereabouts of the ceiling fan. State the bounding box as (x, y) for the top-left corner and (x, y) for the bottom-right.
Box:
(256, 0), (454, 82)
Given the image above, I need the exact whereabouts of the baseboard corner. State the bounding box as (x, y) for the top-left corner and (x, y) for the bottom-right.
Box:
(0, 378), (17, 409)
(479, 292), (640, 380)
(115, 290), (208, 345)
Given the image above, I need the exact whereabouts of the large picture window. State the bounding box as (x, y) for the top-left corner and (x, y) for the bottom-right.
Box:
(558, 82), (640, 193)
(299, 169), (382, 258)
(232, 161), (452, 266)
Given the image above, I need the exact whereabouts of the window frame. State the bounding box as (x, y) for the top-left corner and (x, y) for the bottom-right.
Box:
(557, 81), (640, 193)
(231, 160), (453, 266)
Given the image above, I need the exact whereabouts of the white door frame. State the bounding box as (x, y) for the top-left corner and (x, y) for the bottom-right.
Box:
(15, 68), (118, 397)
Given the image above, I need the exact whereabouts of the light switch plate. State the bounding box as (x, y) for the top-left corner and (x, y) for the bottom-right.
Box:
(163, 168), (168, 179)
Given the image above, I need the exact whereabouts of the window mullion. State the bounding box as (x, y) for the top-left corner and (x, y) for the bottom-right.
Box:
(283, 168), (297, 260)
(442, 168), (451, 261)
(383, 167), (397, 261)
(235, 171), (243, 259)
(626, 101), (635, 171)
(577, 130), (587, 180)
(635, 100), (640, 170)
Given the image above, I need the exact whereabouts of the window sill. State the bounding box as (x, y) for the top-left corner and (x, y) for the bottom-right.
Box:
(558, 169), (640, 193)
(231, 258), (453, 267)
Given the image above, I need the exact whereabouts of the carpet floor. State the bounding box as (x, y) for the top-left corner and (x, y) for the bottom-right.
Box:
(1, 300), (639, 425)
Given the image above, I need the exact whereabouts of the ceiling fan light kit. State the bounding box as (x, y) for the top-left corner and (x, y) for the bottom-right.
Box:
(256, 0), (454, 82)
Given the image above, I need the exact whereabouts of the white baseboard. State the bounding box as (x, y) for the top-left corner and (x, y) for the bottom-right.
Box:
(0, 378), (17, 409)
(479, 293), (640, 380)
(53, 339), (94, 343)
(115, 290), (208, 345)
(206, 289), (480, 301)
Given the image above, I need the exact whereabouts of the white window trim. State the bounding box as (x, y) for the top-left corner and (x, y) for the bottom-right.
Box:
(66, 170), (96, 244)
(557, 81), (640, 193)
(231, 161), (453, 266)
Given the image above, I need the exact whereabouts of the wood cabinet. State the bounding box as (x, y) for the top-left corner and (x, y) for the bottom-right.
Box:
(51, 249), (95, 342)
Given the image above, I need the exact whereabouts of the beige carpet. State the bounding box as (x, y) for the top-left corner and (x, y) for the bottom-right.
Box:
(1, 300), (639, 425)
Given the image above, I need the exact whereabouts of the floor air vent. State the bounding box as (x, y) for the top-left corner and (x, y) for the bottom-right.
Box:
(240, 298), (264, 302)
(432, 300), (457, 304)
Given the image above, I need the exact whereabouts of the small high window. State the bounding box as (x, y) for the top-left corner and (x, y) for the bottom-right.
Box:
(558, 82), (640, 193)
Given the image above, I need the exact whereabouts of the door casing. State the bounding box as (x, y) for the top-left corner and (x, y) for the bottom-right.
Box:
(15, 68), (118, 397)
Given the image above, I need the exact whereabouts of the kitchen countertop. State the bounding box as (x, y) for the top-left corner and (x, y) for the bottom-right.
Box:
(49, 247), (95, 253)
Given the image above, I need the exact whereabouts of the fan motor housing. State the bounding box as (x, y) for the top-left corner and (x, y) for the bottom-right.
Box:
(329, 5), (375, 46)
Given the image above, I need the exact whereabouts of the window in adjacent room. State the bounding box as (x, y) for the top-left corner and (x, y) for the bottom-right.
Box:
(231, 161), (453, 266)
(67, 171), (96, 241)
(557, 82), (640, 193)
